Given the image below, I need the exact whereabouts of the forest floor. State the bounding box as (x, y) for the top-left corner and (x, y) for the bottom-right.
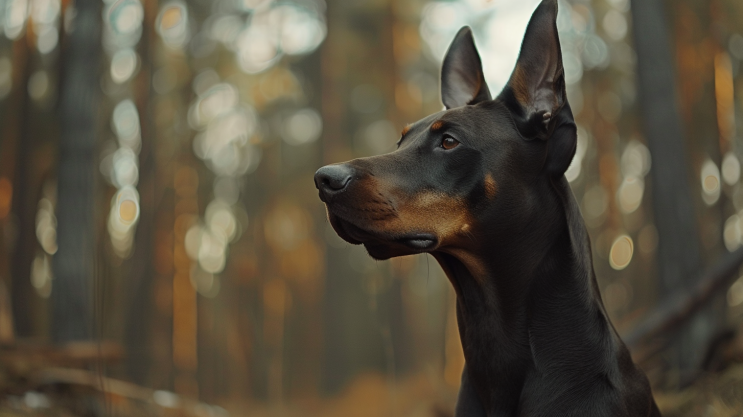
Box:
(0, 341), (742, 417)
(654, 365), (743, 417)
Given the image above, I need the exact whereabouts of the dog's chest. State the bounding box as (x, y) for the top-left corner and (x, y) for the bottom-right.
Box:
(459, 321), (533, 411)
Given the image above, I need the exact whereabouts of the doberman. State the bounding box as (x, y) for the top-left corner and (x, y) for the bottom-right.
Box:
(315, 1), (661, 416)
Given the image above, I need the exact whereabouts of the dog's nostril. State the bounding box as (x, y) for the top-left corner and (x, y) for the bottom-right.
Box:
(314, 164), (354, 193)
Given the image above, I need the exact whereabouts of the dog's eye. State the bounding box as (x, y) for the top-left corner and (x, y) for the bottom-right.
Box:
(441, 136), (459, 150)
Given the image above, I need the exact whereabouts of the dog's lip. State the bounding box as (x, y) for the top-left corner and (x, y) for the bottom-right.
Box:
(328, 209), (438, 252)
(397, 234), (438, 250)
(327, 210), (362, 244)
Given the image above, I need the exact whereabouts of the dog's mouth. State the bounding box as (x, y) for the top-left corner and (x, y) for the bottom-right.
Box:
(326, 207), (438, 259)
(397, 234), (437, 250)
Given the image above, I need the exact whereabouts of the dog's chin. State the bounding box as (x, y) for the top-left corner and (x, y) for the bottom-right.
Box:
(327, 211), (438, 260)
(327, 210), (363, 245)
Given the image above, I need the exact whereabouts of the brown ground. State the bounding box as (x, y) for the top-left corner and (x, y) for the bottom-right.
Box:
(1, 341), (743, 417)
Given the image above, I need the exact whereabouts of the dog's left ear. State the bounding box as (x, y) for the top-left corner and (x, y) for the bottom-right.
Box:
(501, 0), (577, 177)
(441, 27), (491, 109)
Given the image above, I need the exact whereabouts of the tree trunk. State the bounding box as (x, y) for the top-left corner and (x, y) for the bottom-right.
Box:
(630, 0), (720, 383)
(121, 0), (157, 385)
(8, 36), (38, 338)
(52, 0), (102, 343)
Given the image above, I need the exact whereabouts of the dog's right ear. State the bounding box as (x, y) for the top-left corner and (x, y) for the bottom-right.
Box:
(501, 0), (576, 177)
(501, 0), (566, 141)
(440, 27), (491, 109)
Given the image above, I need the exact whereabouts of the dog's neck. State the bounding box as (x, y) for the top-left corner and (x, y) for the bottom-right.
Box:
(435, 176), (602, 322)
(433, 176), (616, 409)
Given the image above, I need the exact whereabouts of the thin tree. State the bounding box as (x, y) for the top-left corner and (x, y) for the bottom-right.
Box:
(52, 0), (102, 343)
(630, 0), (720, 382)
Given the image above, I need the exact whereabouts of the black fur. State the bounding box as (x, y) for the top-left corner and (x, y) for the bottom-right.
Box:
(315, 1), (660, 415)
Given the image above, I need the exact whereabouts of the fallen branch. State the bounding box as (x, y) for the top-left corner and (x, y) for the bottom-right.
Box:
(625, 246), (743, 352)
(35, 367), (152, 400)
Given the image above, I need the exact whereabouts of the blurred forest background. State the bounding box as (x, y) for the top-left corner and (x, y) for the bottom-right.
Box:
(0, 0), (742, 415)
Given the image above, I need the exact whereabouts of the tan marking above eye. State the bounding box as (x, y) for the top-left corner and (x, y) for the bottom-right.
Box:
(431, 120), (444, 131)
(484, 173), (497, 200)
(442, 136), (459, 150)
(401, 124), (411, 136)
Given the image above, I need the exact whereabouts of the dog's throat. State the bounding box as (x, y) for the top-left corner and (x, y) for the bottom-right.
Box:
(432, 250), (489, 304)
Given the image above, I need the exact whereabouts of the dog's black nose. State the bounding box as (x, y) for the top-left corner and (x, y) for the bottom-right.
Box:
(315, 164), (354, 197)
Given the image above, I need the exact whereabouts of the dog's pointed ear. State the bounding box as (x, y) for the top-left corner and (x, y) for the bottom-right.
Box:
(501, 0), (576, 177)
(441, 27), (491, 109)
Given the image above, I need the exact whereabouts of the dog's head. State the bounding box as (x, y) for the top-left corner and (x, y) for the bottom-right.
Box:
(315, 0), (576, 261)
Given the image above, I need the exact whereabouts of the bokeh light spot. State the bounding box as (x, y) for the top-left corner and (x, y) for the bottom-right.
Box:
(565, 128), (588, 183)
(35, 198), (57, 255)
(36, 26), (59, 54)
(283, 108), (322, 146)
(620, 140), (651, 178)
(236, 26), (281, 74)
(701, 158), (721, 205)
(5, 0), (29, 40)
(722, 152), (740, 186)
(609, 235), (634, 270)
(156, 2), (189, 48)
(119, 199), (138, 223)
(160, 5), (182, 30)
(602, 10), (627, 41)
(110, 48), (138, 84)
(617, 176), (644, 214)
(724, 214), (742, 252)
(108, 0), (144, 35)
(30, 253), (52, 298)
(728, 278), (743, 307)
(112, 99), (141, 149)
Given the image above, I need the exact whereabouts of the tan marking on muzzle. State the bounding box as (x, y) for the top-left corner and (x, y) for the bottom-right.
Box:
(380, 190), (474, 246)
(345, 176), (397, 221)
(344, 182), (487, 284)
(342, 176), (468, 237)
(391, 192), (486, 283)
(484, 173), (497, 200)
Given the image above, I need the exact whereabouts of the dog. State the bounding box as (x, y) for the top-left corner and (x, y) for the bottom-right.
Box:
(314, 1), (660, 415)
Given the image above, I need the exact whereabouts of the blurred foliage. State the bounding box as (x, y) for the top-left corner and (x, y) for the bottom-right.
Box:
(0, 0), (740, 415)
